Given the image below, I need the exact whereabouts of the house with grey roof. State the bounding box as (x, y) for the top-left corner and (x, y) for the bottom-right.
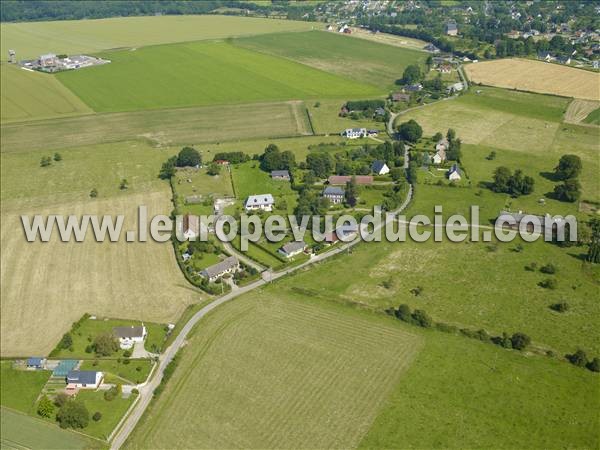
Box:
(26, 357), (45, 369)
(445, 22), (458, 36)
(200, 256), (239, 282)
(372, 160), (390, 175)
(271, 170), (290, 181)
(278, 241), (307, 258)
(245, 194), (275, 212)
(66, 370), (103, 389)
(342, 128), (367, 139)
(113, 325), (147, 350)
(323, 186), (345, 204)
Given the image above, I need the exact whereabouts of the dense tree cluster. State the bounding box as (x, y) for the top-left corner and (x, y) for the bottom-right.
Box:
(259, 144), (295, 172)
(305, 152), (333, 179)
(492, 167), (535, 197)
(553, 155), (582, 203)
(212, 151), (249, 164)
(56, 400), (89, 429)
(396, 120), (422, 143)
(176, 147), (201, 168)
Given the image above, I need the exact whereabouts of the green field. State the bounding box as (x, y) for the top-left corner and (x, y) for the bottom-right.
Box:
(0, 15), (317, 61)
(0, 408), (102, 450)
(125, 293), (421, 449)
(56, 41), (381, 113)
(231, 161), (297, 210)
(235, 30), (427, 89)
(0, 362), (49, 414)
(79, 359), (153, 385)
(583, 107), (600, 125)
(0, 63), (92, 123)
(0, 101), (312, 153)
(306, 98), (387, 134)
(74, 390), (134, 441)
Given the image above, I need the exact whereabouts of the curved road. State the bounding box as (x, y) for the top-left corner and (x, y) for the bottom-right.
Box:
(110, 118), (413, 450)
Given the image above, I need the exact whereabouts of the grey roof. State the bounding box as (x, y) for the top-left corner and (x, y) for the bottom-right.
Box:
(113, 326), (145, 339)
(27, 357), (43, 366)
(375, 107), (386, 115)
(271, 170), (290, 178)
(201, 256), (238, 279)
(372, 160), (387, 173)
(281, 241), (306, 254)
(446, 22), (457, 31)
(245, 194), (274, 207)
(448, 164), (461, 175)
(498, 210), (544, 222)
(323, 186), (344, 196)
(67, 370), (98, 384)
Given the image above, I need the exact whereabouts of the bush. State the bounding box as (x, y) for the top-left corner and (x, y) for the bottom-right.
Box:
(566, 349), (588, 367)
(492, 332), (513, 349)
(37, 395), (54, 418)
(411, 309), (433, 328)
(587, 357), (600, 372)
(510, 332), (531, 351)
(92, 412), (102, 422)
(550, 302), (569, 313)
(59, 333), (73, 350)
(435, 322), (458, 334)
(56, 401), (89, 429)
(394, 304), (412, 323)
(93, 333), (119, 356)
(123, 350), (132, 358)
(540, 263), (556, 274)
(54, 392), (69, 407)
(176, 146), (201, 167)
(85, 345), (93, 353)
(538, 279), (557, 290)
(524, 262), (537, 271)
(103, 386), (119, 401)
(410, 286), (423, 296)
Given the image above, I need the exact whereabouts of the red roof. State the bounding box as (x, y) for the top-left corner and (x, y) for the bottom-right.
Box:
(328, 175), (373, 185)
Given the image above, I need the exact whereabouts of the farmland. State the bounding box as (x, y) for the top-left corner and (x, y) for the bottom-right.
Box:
(56, 41), (381, 112)
(235, 30), (427, 89)
(1, 408), (102, 450)
(0, 15), (317, 61)
(126, 293), (422, 449)
(1, 101), (311, 153)
(564, 99), (600, 124)
(0, 63), (92, 123)
(0, 361), (50, 414)
(583, 107), (600, 125)
(465, 58), (600, 101)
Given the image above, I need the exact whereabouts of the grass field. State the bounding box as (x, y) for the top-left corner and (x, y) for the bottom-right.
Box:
(348, 27), (428, 52)
(79, 359), (153, 385)
(399, 87), (600, 202)
(231, 161), (297, 211)
(465, 58), (600, 101)
(0, 63), (92, 123)
(583, 106), (600, 125)
(0, 362), (50, 414)
(0, 407), (102, 450)
(1, 101), (312, 153)
(564, 99), (600, 124)
(74, 390), (134, 441)
(306, 98), (387, 134)
(56, 41), (381, 113)
(126, 293), (422, 449)
(1, 141), (203, 356)
(235, 30), (427, 89)
(0, 15), (317, 61)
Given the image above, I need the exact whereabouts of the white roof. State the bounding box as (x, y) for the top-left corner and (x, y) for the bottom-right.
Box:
(245, 194), (274, 207)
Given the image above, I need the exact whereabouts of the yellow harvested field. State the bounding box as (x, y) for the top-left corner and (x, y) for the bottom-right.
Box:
(465, 58), (600, 101)
(564, 99), (600, 124)
(348, 27), (427, 51)
(0, 190), (201, 356)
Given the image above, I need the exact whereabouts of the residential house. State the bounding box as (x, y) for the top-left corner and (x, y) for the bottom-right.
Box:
(113, 325), (147, 350)
(271, 170), (290, 181)
(447, 164), (462, 181)
(537, 52), (555, 62)
(342, 128), (367, 139)
(323, 186), (345, 204)
(26, 357), (45, 369)
(181, 214), (200, 240)
(437, 64), (452, 74)
(200, 256), (239, 282)
(391, 92), (411, 102)
(404, 84), (423, 92)
(367, 129), (379, 137)
(371, 160), (390, 175)
(374, 107), (386, 117)
(432, 148), (446, 164)
(328, 175), (373, 185)
(424, 43), (440, 53)
(446, 82), (464, 94)
(445, 22), (458, 36)
(556, 55), (571, 64)
(436, 138), (449, 152)
(66, 370), (103, 390)
(245, 194), (275, 212)
(278, 241), (307, 258)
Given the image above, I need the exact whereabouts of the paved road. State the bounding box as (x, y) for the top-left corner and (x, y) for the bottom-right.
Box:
(222, 241), (265, 272)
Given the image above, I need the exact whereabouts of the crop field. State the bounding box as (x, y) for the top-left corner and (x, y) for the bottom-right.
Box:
(1, 408), (102, 450)
(126, 294), (422, 449)
(0, 141), (203, 356)
(56, 41), (381, 112)
(348, 27), (428, 52)
(0, 15), (317, 61)
(0, 63), (92, 123)
(564, 99), (600, 124)
(1, 101), (311, 154)
(235, 30), (427, 89)
(465, 58), (600, 101)
(399, 87), (599, 201)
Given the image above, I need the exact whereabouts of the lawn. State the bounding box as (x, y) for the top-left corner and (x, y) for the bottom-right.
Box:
(1, 101), (313, 154)
(0, 15), (317, 61)
(235, 30), (427, 90)
(231, 161), (297, 210)
(0, 63), (92, 123)
(56, 41), (381, 113)
(75, 390), (135, 441)
(125, 292), (422, 449)
(52, 317), (168, 358)
(583, 107), (600, 125)
(0, 407), (102, 450)
(0, 362), (50, 414)
(306, 98), (387, 135)
(174, 166), (234, 205)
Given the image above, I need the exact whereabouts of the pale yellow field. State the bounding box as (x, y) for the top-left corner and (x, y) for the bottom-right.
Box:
(0, 190), (200, 356)
(348, 27), (428, 51)
(564, 99), (600, 124)
(465, 58), (600, 101)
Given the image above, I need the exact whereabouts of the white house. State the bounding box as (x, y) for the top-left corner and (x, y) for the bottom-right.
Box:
(371, 160), (390, 175)
(435, 138), (449, 152)
(446, 82), (464, 94)
(113, 325), (147, 350)
(447, 164), (462, 181)
(432, 149), (446, 165)
(66, 370), (103, 390)
(245, 194), (275, 212)
(342, 128), (367, 139)
(323, 186), (345, 204)
(200, 256), (239, 282)
(279, 241), (307, 258)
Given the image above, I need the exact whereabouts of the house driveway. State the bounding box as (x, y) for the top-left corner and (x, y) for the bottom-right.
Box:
(132, 342), (156, 359)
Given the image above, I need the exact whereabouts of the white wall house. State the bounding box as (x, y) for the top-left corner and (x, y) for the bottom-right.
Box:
(342, 128), (367, 139)
(66, 370), (103, 390)
(447, 164), (462, 181)
(245, 194), (275, 212)
(279, 241), (307, 258)
(200, 256), (239, 282)
(371, 160), (390, 175)
(113, 325), (147, 350)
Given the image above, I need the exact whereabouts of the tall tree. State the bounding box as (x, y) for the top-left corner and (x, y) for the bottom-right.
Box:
(554, 154), (582, 180)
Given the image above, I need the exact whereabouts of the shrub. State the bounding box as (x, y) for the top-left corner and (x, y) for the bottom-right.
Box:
(53, 153), (62, 162)
(410, 286), (423, 296)
(411, 309), (433, 328)
(56, 401), (89, 429)
(566, 349), (588, 367)
(538, 278), (557, 290)
(395, 304), (412, 322)
(176, 146), (201, 167)
(123, 350), (132, 358)
(510, 332), (531, 351)
(37, 395), (54, 418)
(59, 333), (73, 350)
(524, 262), (537, 271)
(540, 263), (557, 274)
(89, 188), (98, 198)
(435, 322), (458, 334)
(85, 345), (93, 353)
(103, 386), (118, 401)
(587, 357), (600, 372)
(92, 412), (102, 422)
(54, 392), (69, 407)
(492, 332), (512, 349)
(550, 302), (569, 313)
(93, 333), (119, 356)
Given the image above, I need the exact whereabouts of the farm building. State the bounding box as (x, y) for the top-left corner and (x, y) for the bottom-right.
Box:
(66, 370), (103, 390)
(271, 170), (290, 181)
(445, 22), (458, 36)
(200, 256), (239, 282)
(113, 325), (147, 350)
(404, 84), (423, 92)
(278, 241), (307, 258)
(26, 357), (45, 369)
(328, 175), (373, 185)
(342, 128), (367, 139)
(424, 43), (440, 53)
(447, 164), (462, 181)
(323, 186), (345, 204)
(371, 160), (390, 175)
(38, 53), (58, 67)
(180, 214), (201, 240)
(245, 194), (275, 212)
(391, 92), (411, 102)
(437, 64), (452, 74)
